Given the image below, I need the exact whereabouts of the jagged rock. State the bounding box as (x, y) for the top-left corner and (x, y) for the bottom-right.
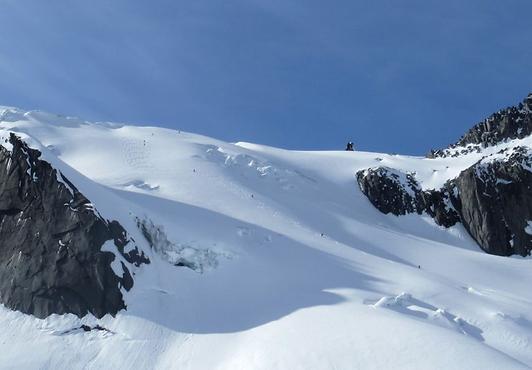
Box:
(357, 147), (532, 257)
(355, 167), (418, 215)
(360, 94), (532, 257)
(429, 93), (532, 158)
(356, 167), (460, 228)
(415, 188), (461, 228)
(60, 324), (114, 335)
(0, 133), (149, 318)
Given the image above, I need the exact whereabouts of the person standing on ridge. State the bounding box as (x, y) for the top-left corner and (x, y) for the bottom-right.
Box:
(345, 142), (354, 151)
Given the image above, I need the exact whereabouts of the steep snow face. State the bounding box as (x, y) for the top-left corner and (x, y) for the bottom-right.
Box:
(1, 108), (532, 369)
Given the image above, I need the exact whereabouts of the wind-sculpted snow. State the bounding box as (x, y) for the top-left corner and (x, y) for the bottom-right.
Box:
(368, 293), (484, 340)
(199, 144), (317, 191)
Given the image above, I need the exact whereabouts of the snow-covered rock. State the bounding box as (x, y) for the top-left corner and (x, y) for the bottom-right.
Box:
(0, 133), (150, 318)
(358, 95), (532, 256)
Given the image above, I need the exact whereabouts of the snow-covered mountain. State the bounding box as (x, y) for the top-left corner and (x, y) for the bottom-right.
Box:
(0, 95), (531, 370)
(358, 94), (532, 257)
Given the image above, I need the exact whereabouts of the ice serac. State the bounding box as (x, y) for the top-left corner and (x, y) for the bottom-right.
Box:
(0, 133), (149, 318)
(357, 94), (532, 257)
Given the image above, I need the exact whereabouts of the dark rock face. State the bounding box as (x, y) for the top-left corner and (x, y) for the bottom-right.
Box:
(360, 94), (532, 257)
(448, 147), (532, 256)
(415, 188), (461, 229)
(0, 133), (148, 318)
(429, 93), (532, 158)
(356, 167), (418, 215)
(357, 147), (532, 256)
(356, 167), (460, 228)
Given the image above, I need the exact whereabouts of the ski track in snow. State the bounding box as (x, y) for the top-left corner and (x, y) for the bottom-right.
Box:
(0, 107), (531, 369)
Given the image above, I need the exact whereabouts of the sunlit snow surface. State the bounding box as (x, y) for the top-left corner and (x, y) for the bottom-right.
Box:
(1, 107), (532, 369)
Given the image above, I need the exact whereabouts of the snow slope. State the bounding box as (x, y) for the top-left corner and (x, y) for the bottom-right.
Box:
(1, 107), (532, 369)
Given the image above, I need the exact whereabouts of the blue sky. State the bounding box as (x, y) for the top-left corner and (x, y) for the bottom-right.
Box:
(0, 0), (531, 154)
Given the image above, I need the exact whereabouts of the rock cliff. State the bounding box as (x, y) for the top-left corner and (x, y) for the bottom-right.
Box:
(0, 133), (149, 318)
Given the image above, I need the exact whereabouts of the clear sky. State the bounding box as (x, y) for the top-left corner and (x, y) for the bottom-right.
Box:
(0, 0), (531, 154)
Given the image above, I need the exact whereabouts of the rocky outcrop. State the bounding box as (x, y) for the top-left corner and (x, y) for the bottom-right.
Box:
(356, 167), (459, 228)
(448, 147), (532, 256)
(357, 146), (532, 256)
(359, 93), (532, 257)
(0, 133), (149, 318)
(429, 93), (532, 158)
(355, 167), (418, 215)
